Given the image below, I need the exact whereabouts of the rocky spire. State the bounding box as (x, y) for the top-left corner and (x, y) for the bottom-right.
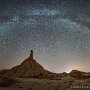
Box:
(1, 49), (50, 78)
(29, 50), (33, 59)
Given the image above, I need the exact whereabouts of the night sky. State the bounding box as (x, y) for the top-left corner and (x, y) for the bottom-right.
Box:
(0, 0), (90, 73)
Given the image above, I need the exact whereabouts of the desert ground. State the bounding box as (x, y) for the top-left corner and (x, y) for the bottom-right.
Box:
(0, 76), (90, 90)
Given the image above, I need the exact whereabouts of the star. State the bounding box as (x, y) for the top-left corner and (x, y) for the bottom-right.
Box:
(0, 0), (90, 73)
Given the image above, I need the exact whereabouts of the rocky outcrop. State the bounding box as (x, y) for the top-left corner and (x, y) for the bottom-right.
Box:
(69, 70), (85, 78)
(1, 50), (51, 78)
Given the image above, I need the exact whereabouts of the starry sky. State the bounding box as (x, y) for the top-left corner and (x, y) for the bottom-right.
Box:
(0, 0), (90, 73)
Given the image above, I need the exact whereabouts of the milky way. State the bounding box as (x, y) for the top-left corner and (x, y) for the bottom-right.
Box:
(0, 0), (90, 73)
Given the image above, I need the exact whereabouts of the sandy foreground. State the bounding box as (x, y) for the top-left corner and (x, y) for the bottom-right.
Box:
(0, 77), (90, 90)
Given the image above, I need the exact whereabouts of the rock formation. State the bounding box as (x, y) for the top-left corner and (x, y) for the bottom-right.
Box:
(1, 50), (51, 78)
(69, 70), (85, 78)
(29, 50), (33, 59)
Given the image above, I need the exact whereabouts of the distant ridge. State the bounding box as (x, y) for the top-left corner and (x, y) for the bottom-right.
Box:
(0, 50), (90, 79)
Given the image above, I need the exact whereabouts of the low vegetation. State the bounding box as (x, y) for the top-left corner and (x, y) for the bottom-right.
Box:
(0, 76), (18, 87)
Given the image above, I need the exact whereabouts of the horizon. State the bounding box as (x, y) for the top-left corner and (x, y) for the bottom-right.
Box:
(0, 50), (90, 73)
